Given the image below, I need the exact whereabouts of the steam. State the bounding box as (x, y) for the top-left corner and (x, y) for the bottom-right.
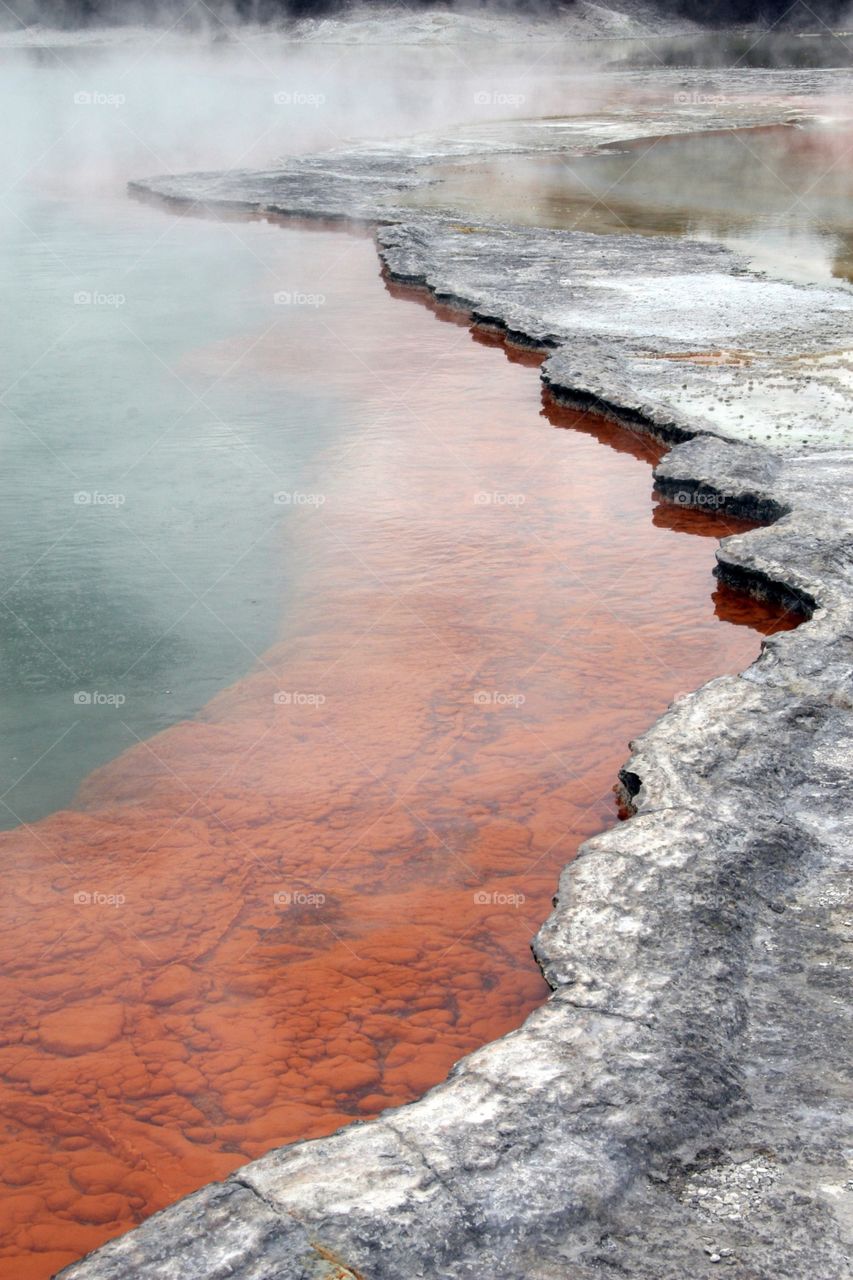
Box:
(1, 1), (850, 223)
(0, 14), (612, 202)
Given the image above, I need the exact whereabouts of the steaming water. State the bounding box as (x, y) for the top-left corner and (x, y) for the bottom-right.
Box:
(1, 33), (585, 825)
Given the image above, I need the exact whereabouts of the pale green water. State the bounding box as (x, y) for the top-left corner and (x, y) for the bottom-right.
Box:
(0, 195), (345, 823)
(0, 32), (419, 827)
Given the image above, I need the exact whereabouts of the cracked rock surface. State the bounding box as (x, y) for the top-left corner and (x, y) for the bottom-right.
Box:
(63, 77), (852, 1280)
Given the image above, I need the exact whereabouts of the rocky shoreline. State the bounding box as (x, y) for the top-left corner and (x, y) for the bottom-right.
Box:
(62, 89), (852, 1279)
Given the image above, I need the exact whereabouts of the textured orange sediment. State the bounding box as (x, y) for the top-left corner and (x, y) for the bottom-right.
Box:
(0, 230), (799, 1279)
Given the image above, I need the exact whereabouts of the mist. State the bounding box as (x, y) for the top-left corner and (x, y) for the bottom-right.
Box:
(0, 25), (617, 203)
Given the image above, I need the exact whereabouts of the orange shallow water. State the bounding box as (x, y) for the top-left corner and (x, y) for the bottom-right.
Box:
(0, 225), (798, 1278)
